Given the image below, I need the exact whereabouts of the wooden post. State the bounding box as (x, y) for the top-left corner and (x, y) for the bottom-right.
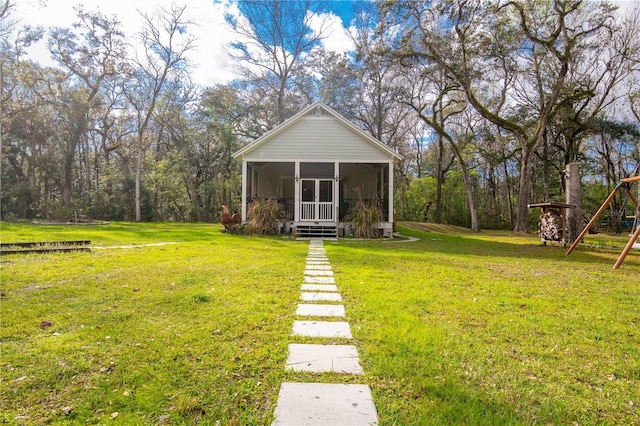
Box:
(294, 161), (300, 222)
(613, 175), (640, 268)
(566, 180), (623, 256)
(241, 160), (248, 222)
(613, 223), (640, 269)
(388, 161), (394, 224)
(565, 162), (582, 243)
(335, 162), (340, 225)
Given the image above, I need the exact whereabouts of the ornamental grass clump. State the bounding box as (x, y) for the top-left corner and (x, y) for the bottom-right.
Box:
(247, 198), (284, 234)
(347, 192), (382, 239)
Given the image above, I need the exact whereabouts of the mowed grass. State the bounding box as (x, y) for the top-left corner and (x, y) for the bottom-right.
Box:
(1, 221), (639, 425)
(326, 223), (640, 425)
(1, 222), (307, 425)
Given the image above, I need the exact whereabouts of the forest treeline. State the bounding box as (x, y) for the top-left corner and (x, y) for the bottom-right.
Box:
(1, 0), (639, 236)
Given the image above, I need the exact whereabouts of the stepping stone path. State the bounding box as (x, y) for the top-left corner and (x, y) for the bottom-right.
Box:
(273, 239), (379, 425)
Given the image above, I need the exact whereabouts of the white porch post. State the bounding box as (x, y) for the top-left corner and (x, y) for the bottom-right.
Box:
(294, 161), (300, 222)
(388, 161), (394, 223)
(335, 162), (340, 223)
(241, 160), (248, 221)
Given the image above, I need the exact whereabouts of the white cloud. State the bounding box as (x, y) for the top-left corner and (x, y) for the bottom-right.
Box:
(307, 10), (355, 54)
(12, 0), (241, 86)
(11, 0), (355, 87)
(611, 0), (640, 16)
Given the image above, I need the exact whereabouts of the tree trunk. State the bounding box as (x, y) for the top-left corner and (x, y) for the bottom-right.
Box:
(565, 162), (582, 243)
(503, 160), (513, 228)
(63, 162), (72, 207)
(542, 133), (550, 201)
(514, 150), (532, 233)
(434, 134), (444, 223)
(449, 141), (479, 232)
(188, 178), (203, 222)
(460, 165), (479, 232)
(135, 137), (142, 222)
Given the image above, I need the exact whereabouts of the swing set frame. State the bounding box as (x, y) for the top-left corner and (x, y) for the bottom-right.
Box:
(566, 175), (640, 269)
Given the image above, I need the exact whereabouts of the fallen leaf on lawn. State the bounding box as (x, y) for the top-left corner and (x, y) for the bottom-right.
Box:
(39, 321), (53, 329)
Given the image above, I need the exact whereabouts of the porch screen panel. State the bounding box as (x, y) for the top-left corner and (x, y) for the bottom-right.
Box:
(301, 180), (315, 220)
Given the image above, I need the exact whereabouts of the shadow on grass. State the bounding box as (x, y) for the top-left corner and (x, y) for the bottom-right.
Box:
(375, 378), (531, 425)
(0, 221), (301, 247)
(341, 223), (640, 271)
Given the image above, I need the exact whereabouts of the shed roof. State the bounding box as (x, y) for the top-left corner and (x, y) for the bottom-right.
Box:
(232, 102), (403, 161)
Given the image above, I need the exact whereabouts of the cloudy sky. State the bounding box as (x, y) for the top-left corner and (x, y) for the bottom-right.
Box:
(12, 0), (359, 87)
(11, 0), (638, 88)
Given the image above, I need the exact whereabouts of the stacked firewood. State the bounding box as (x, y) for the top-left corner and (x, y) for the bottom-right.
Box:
(539, 210), (563, 241)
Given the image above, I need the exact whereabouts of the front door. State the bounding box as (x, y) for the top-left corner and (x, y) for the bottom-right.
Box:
(301, 179), (334, 221)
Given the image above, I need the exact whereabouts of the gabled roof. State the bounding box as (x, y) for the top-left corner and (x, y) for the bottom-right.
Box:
(232, 102), (403, 161)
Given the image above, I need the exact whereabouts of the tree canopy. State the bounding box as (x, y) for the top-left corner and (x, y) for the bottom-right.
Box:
(1, 0), (638, 236)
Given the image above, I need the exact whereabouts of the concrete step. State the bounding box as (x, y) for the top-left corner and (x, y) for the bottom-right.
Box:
(296, 225), (338, 238)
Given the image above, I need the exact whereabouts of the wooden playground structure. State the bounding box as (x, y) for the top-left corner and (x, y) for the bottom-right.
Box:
(566, 175), (640, 269)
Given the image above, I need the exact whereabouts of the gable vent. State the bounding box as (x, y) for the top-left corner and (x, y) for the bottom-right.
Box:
(307, 105), (329, 117)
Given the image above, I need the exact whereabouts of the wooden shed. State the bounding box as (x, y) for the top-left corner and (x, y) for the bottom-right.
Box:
(528, 202), (576, 246)
(232, 102), (403, 237)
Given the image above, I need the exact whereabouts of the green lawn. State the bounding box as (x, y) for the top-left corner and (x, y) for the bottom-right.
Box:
(330, 223), (640, 425)
(1, 221), (639, 425)
(1, 222), (307, 425)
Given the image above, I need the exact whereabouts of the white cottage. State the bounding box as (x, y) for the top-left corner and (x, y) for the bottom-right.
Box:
(232, 102), (403, 237)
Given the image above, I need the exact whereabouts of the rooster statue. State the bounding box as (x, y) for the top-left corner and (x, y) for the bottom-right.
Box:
(220, 204), (242, 232)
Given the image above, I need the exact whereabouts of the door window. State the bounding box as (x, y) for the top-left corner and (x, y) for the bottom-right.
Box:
(319, 180), (333, 203)
(302, 180), (315, 202)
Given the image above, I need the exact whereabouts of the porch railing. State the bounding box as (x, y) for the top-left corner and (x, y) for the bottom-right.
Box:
(301, 202), (335, 221)
(301, 202), (314, 220)
(319, 202), (334, 220)
(245, 198), (388, 222)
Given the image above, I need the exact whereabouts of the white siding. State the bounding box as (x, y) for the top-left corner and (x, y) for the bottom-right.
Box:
(242, 116), (392, 162)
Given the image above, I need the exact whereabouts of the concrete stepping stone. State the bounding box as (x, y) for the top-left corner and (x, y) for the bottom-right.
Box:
(296, 303), (345, 317)
(286, 344), (363, 374)
(301, 292), (342, 302)
(272, 382), (378, 425)
(300, 284), (338, 292)
(305, 264), (333, 270)
(292, 321), (352, 338)
(306, 260), (330, 265)
(303, 276), (335, 284)
(304, 269), (334, 276)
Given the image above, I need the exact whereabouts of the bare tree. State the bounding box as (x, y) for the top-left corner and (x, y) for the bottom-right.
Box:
(225, 0), (330, 126)
(125, 4), (195, 222)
